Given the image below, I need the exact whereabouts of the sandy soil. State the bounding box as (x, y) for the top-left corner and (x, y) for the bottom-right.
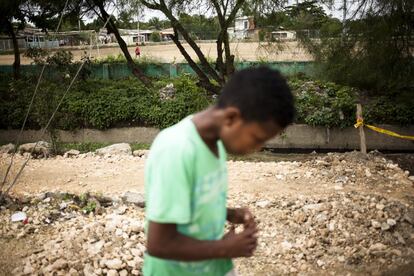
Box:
(1, 151), (414, 275)
(0, 42), (313, 65)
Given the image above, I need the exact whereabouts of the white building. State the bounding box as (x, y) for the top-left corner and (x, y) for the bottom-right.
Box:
(271, 30), (296, 40)
(119, 29), (153, 45)
(228, 16), (255, 40)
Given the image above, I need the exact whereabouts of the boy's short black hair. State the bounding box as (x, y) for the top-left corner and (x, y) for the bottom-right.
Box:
(217, 66), (295, 128)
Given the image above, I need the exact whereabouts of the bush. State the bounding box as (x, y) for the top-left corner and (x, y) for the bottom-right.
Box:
(0, 73), (412, 131)
(0, 74), (212, 130)
(291, 78), (358, 128)
(150, 32), (161, 42)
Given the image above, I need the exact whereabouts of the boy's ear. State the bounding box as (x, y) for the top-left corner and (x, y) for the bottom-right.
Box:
(223, 107), (242, 126)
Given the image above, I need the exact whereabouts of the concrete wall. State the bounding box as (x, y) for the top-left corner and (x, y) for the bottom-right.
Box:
(266, 124), (414, 151)
(0, 124), (413, 151)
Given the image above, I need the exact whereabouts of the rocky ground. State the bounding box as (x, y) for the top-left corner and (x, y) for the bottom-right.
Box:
(1, 146), (414, 275)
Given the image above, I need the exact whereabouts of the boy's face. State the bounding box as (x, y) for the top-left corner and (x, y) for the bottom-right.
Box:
(219, 109), (282, 155)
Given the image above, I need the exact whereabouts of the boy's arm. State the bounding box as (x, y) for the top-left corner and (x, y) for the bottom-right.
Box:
(147, 221), (257, 261)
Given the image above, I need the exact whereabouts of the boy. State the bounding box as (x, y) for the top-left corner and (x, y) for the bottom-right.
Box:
(144, 67), (295, 275)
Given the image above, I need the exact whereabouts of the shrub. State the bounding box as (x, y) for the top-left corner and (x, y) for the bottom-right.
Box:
(150, 32), (161, 42)
(0, 73), (412, 131)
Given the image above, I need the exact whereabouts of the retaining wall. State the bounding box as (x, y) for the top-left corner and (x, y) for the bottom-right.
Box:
(1, 124), (413, 151)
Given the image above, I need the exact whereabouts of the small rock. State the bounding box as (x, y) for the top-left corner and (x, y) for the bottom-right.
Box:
(316, 260), (325, 267)
(107, 270), (119, 276)
(51, 259), (67, 270)
(281, 240), (293, 251)
(11, 211), (27, 222)
(306, 239), (316, 248)
(122, 191), (145, 207)
(369, 243), (387, 252)
(376, 203), (385, 210)
(129, 221), (143, 233)
(115, 228), (123, 236)
(116, 206), (127, 215)
(64, 149), (80, 158)
(119, 270), (128, 276)
(256, 200), (271, 208)
(386, 218), (396, 226)
(381, 223), (390, 231)
(133, 150), (149, 158)
(68, 268), (78, 276)
(408, 176), (414, 182)
(371, 220), (381, 229)
(159, 83), (176, 100)
(105, 259), (123, 270)
(23, 263), (34, 275)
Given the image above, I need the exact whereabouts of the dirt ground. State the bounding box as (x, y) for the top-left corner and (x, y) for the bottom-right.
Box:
(0, 41), (313, 65)
(1, 151), (414, 275)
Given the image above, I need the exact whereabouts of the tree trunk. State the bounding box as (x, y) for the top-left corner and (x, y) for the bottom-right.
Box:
(7, 20), (20, 79)
(212, 0), (244, 81)
(158, 2), (222, 85)
(170, 29), (220, 94)
(96, 2), (152, 87)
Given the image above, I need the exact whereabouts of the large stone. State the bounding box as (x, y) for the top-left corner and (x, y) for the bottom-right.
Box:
(96, 143), (132, 156)
(122, 192), (145, 207)
(18, 141), (51, 158)
(0, 143), (15, 154)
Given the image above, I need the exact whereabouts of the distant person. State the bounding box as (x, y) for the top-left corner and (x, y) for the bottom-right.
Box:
(144, 67), (295, 275)
(135, 43), (141, 58)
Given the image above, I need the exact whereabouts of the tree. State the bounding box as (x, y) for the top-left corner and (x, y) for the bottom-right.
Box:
(178, 13), (220, 40)
(137, 0), (250, 94)
(150, 31), (161, 41)
(300, 0), (413, 93)
(0, 0), (27, 79)
(82, 0), (152, 87)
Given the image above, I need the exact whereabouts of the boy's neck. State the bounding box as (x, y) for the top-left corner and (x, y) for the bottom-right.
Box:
(192, 106), (222, 150)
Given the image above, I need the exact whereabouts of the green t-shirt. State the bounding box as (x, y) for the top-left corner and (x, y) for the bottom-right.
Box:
(143, 117), (233, 276)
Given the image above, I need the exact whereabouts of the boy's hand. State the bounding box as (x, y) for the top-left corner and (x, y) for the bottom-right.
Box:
(227, 208), (256, 229)
(222, 225), (258, 257)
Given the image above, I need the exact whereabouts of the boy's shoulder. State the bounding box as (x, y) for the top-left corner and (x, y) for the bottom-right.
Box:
(149, 118), (196, 157)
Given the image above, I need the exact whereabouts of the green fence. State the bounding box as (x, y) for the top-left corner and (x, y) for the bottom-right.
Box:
(0, 61), (315, 79)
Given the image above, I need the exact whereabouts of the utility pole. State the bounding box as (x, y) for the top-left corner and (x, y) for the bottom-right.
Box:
(342, 0), (347, 43)
(137, 8), (140, 43)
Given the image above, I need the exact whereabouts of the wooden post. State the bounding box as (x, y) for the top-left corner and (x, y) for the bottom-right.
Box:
(356, 104), (367, 154)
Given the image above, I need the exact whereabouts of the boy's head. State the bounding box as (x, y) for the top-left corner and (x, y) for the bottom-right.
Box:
(216, 66), (295, 155)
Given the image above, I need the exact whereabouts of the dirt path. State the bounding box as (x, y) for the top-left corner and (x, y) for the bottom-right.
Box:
(2, 152), (413, 202)
(1, 151), (414, 275)
(0, 42), (312, 65)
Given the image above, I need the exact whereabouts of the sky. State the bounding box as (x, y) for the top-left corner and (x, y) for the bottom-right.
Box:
(138, 1), (361, 21)
(85, 0), (360, 24)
